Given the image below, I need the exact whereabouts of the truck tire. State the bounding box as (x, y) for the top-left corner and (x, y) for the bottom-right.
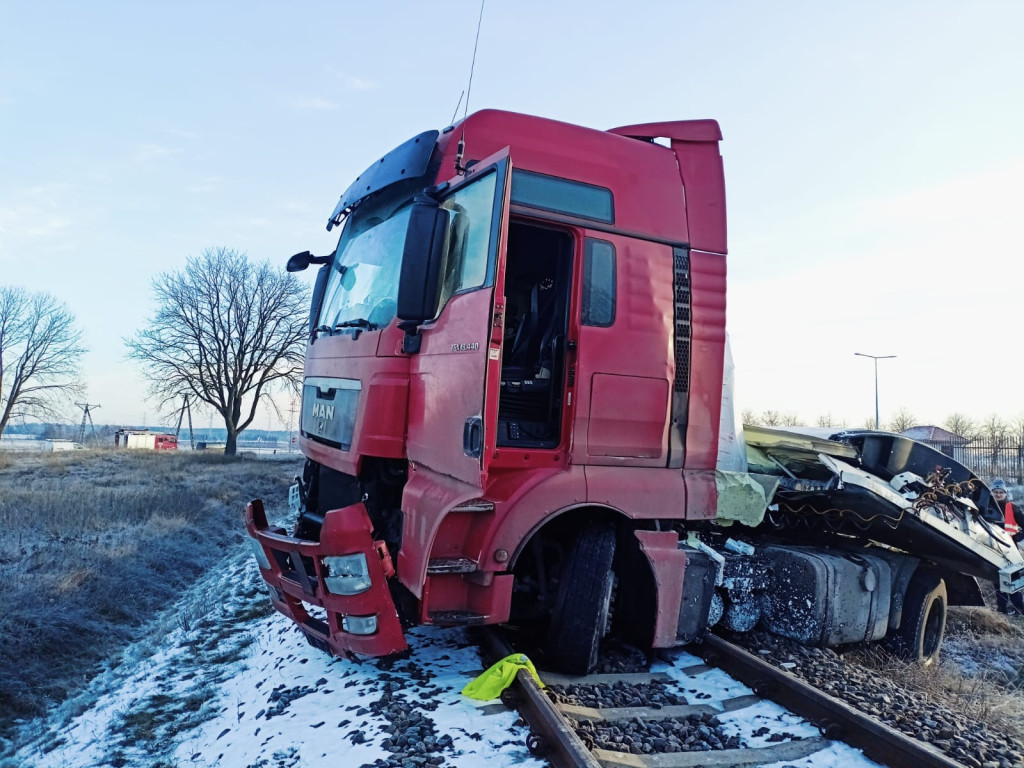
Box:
(888, 569), (946, 666)
(547, 524), (616, 674)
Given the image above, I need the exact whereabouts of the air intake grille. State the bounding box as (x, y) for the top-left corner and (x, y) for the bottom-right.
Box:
(673, 247), (691, 393)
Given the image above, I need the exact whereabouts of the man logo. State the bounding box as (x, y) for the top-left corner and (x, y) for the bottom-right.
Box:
(312, 402), (335, 420)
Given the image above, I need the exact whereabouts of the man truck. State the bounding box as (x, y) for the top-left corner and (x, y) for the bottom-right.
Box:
(245, 110), (1024, 673)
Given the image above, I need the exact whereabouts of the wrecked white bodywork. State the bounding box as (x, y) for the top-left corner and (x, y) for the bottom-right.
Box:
(734, 425), (1024, 595)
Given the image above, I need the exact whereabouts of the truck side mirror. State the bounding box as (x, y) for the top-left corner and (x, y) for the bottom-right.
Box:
(308, 264), (331, 337)
(287, 251), (313, 272)
(287, 250), (334, 273)
(396, 197), (450, 352)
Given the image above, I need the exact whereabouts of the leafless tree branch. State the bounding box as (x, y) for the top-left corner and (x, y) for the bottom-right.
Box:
(0, 287), (85, 438)
(126, 248), (309, 455)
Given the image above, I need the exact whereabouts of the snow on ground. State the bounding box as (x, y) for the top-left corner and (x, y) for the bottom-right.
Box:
(651, 650), (881, 768)
(14, 547), (541, 768)
(170, 622), (540, 768)
(13, 545), (879, 768)
(943, 631), (1024, 680)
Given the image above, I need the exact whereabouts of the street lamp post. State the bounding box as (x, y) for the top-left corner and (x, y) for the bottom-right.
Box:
(854, 353), (896, 430)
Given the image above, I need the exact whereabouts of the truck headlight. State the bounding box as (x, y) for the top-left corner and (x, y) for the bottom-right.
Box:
(342, 614), (378, 635)
(323, 553), (372, 595)
(248, 537), (271, 570)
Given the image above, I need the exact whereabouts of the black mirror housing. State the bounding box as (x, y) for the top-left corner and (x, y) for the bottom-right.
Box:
(287, 250), (333, 273)
(308, 264), (331, 337)
(287, 251), (313, 272)
(397, 198), (450, 326)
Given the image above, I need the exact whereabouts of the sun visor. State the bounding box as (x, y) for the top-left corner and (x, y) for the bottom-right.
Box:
(327, 130), (439, 231)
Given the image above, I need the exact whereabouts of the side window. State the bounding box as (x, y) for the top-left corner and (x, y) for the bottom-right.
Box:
(582, 238), (615, 327)
(511, 170), (614, 223)
(436, 170), (499, 315)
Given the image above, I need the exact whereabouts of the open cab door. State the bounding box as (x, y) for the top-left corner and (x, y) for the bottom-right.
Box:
(400, 149), (511, 488)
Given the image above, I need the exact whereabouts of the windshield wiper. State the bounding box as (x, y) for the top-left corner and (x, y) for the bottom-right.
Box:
(334, 318), (374, 330)
(311, 318), (375, 341)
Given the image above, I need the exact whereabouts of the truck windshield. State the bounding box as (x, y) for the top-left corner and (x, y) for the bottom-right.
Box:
(318, 189), (413, 330)
(318, 167), (502, 332)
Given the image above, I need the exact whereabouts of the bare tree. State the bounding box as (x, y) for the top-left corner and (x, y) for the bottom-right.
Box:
(779, 412), (800, 426)
(815, 413), (836, 427)
(127, 248), (309, 455)
(980, 414), (1012, 445)
(0, 287), (85, 439)
(741, 408), (760, 426)
(943, 412), (978, 440)
(978, 414), (1014, 479)
(761, 410), (781, 426)
(887, 407), (916, 433)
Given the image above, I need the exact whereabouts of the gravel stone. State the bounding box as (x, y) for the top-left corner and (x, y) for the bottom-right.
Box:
(572, 712), (744, 754)
(547, 680), (688, 709)
(730, 629), (1024, 767)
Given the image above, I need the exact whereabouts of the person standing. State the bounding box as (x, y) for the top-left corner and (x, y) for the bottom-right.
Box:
(991, 478), (1024, 615)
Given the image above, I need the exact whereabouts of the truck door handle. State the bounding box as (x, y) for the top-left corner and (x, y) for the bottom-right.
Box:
(463, 417), (483, 458)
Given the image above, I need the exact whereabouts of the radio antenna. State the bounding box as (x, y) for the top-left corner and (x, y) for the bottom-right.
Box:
(455, 0), (486, 175)
(450, 90), (465, 126)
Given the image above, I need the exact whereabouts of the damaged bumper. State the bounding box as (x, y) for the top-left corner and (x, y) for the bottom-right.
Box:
(244, 498), (408, 657)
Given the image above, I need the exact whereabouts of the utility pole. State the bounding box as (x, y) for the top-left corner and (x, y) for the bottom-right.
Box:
(175, 396), (195, 450)
(854, 353), (896, 430)
(75, 403), (100, 444)
(288, 396), (298, 454)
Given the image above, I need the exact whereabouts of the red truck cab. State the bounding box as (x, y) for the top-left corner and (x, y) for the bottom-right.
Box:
(246, 110), (729, 671)
(247, 110), (1024, 673)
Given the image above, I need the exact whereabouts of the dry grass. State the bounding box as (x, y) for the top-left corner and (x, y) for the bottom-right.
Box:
(850, 606), (1024, 740)
(0, 448), (298, 734)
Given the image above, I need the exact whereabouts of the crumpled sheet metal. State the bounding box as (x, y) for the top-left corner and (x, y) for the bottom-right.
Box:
(714, 469), (778, 527)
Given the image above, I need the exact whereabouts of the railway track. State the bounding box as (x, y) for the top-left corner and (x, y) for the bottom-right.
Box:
(478, 628), (963, 768)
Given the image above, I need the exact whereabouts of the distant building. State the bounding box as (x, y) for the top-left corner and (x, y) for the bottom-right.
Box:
(900, 425), (969, 446)
(44, 439), (83, 452)
(900, 425), (969, 462)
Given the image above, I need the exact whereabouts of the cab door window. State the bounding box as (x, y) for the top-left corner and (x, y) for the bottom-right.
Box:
(434, 170), (499, 316)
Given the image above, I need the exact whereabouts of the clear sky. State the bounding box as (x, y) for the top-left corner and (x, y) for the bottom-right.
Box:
(2, 1), (1022, 431)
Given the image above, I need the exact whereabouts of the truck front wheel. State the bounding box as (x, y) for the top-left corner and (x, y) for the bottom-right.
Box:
(547, 523), (616, 674)
(888, 569), (946, 666)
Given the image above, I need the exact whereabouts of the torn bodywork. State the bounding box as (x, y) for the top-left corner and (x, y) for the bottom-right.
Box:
(740, 426), (1024, 596)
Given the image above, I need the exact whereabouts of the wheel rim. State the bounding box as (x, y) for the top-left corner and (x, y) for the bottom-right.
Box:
(921, 596), (945, 659)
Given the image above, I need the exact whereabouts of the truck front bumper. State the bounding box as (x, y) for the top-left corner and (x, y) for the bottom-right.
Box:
(244, 498), (408, 657)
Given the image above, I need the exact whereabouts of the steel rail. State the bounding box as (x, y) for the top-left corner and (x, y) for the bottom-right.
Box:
(479, 627), (963, 768)
(477, 627), (602, 768)
(700, 633), (963, 768)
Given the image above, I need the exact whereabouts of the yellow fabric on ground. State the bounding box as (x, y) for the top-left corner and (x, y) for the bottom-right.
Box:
(461, 653), (544, 700)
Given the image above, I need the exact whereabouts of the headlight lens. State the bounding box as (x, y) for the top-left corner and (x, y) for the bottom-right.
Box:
(342, 614), (379, 635)
(323, 553), (372, 595)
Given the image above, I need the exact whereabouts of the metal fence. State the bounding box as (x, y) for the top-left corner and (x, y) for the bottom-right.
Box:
(934, 441), (1024, 484)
